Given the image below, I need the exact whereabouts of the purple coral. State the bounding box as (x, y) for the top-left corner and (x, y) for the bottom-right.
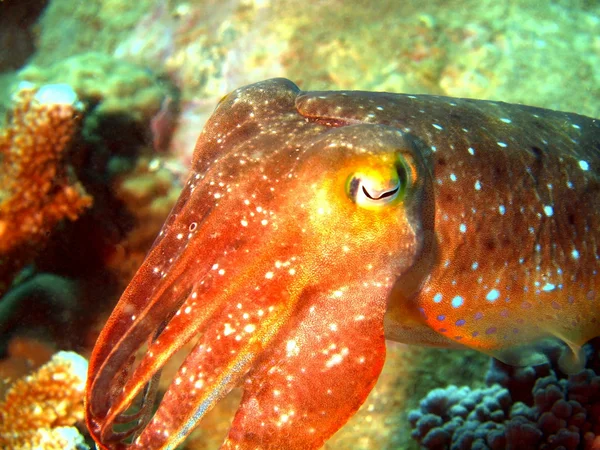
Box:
(409, 338), (600, 449)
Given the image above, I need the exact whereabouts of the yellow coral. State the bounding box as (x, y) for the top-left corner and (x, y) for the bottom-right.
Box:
(0, 83), (92, 294)
(0, 351), (88, 450)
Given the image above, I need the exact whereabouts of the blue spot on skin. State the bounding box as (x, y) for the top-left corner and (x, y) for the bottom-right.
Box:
(437, 315), (446, 321)
(433, 293), (443, 303)
(474, 312), (483, 320)
(486, 327), (497, 335)
(451, 296), (464, 308)
(472, 331), (479, 337)
(456, 319), (466, 326)
(439, 328), (447, 333)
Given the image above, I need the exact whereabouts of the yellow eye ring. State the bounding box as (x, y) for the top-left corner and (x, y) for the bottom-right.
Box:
(346, 155), (410, 209)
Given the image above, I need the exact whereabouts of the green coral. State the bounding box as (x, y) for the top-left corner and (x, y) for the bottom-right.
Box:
(18, 52), (170, 123)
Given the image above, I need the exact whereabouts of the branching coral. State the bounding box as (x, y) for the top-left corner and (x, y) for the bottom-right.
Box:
(0, 350), (88, 450)
(0, 83), (92, 294)
(409, 339), (600, 450)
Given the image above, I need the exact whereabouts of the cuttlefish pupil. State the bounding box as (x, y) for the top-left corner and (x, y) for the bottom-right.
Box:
(348, 162), (406, 208)
(362, 184), (399, 200)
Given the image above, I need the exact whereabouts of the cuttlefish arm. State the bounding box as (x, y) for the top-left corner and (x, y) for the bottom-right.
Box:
(86, 78), (437, 449)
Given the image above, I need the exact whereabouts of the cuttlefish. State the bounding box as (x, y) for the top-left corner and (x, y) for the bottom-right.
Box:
(86, 78), (600, 449)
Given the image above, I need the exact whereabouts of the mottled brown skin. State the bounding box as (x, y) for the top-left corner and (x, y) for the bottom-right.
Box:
(86, 79), (600, 450)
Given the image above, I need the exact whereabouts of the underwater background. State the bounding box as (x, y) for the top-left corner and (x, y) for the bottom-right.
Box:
(0, 0), (599, 449)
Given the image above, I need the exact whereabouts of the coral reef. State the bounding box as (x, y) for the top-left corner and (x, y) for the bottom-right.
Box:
(0, 83), (92, 295)
(409, 339), (600, 450)
(0, 335), (55, 398)
(0, 350), (88, 450)
(19, 53), (173, 125)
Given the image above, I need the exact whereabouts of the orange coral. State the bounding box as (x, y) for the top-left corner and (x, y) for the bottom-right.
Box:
(0, 350), (88, 449)
(0, 83), (92, 293)
(0, 336), (56, 398)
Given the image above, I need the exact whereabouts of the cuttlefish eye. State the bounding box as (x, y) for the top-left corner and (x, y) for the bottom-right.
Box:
(346, 155), (410, 209)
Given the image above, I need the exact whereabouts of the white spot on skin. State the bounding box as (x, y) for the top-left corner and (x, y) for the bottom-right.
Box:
(579, 160), (590, 171)
(486, 289), (500, 302)
(572, 249), (580, 259)
(543, 205), (554, 217)
(451, 296), (464, 308)
(499, 205), (506, 215)
(450, 173), (457, 182)
(542, 283), (556, 292)
(241, 219), (248, 227)
(468, 147), (475, 155)
(223, 323), (235, 336)
(433, 293), (443, 303)
(459, 223), (467, 233)
(265, 271), (274, 279)
(324, 348), (349, 368)
(500, 118), (512, 123)
(432, 123), (443, 130)
(497, 142), (508, 148)
(474, 180), (482, 191)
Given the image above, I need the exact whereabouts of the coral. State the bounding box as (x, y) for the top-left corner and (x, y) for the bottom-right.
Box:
(0, 335), (56, 398)
(0, 83), (92, 294)
(19, 53), (172, 125)
(0, 350), (89, 450)
(409, 339), (600, 450)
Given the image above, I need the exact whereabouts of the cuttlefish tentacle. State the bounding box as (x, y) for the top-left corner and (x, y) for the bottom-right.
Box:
(88, 199), (215, 425)
(222, 287), (388, 450)
(88, 81), (304, 434)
